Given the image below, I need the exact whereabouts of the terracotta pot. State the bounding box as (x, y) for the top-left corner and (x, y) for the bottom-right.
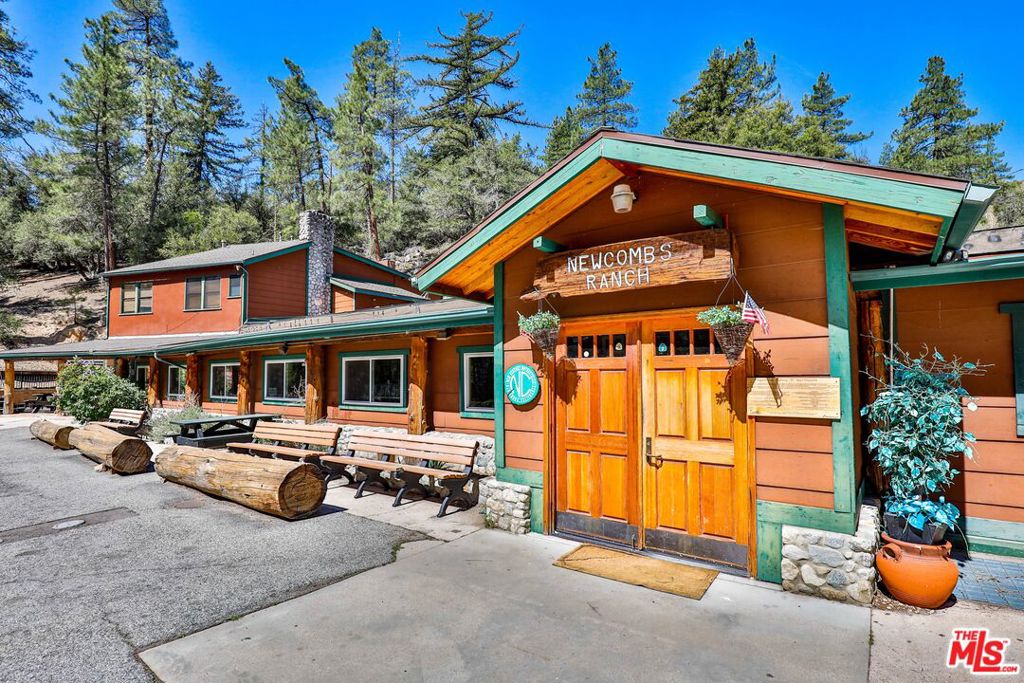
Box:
(875, 533), (959, 609)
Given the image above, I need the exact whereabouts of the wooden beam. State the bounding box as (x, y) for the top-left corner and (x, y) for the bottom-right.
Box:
(408, 336), (429, 435)
(147, 357), (159, 407)
(304, 345), (326, 424)
(237, 350), (253, 415)
(114, 357), (128, 378)
(3, 362), (14, 415)
(185, 354), (200, 403)
(532, 236), (565, 253)
(693, 204), (723, 228)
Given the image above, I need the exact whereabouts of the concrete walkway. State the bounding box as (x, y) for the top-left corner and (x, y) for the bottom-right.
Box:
(141, 530), (871, 683)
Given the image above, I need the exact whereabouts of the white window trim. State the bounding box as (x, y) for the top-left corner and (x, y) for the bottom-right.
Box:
(262, 358), (306, 403)
(341, 354), (406, 407)
(166, 365), (185, 400)
(208, 361), (240, 401)
(461, 351), (494, 413)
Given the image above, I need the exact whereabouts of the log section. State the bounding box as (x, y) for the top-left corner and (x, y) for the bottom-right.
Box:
(30, 419), (75, 450)
(67, 424), (152, 474)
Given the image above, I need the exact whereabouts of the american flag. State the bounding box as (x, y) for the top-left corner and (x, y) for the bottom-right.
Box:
(742, 292), (769, 334)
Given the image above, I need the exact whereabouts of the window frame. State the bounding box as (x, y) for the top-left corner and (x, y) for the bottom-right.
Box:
(183, 276), (222, 312)
(458, 345), (495, 419)
(262, 354), (306, 405)
(338, 349), (409, 413)
(165, 365), (186, 401)
(227, 273), (242, 299)
(134, 364), (149, 390)
(120, 281), (153, 315)
(207, 360), (240, 403)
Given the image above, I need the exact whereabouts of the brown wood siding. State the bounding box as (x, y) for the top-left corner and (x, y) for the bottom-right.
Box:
(354, 293), (419, 310)
(107, 266), (242, 337)
(331, 252), (418, 293)
(429, 333), (495, 437)
(896, 285), (1023, 525)
(332, 288), (355, 314)
(247, 249), (307, 319)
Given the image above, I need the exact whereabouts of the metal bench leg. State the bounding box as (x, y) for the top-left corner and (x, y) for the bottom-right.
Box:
(354, 467), (389, 498)
(393, 470), (429, 507)
(437, 476), (477, 517)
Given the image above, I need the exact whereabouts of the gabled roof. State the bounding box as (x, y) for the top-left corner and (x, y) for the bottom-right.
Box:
(101, 240), (308, 277)
(329, 276), (428, 302)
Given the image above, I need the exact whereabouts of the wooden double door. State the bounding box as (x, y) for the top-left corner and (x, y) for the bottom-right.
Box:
(554, 313), (751, 569)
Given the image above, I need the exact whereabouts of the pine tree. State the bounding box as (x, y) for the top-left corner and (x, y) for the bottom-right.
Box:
(796, 73), (870, 160)
(576, 43), (637, 131)
(243, 104), (274, 236)
(266, 98), (314, 213)
(541, 106), (584, 167)
(48, 14), (137, 272)
(414, 11), (533, 157)
(381, 38), (415, 204)
(0, 0), (37, 141)
(881, 56), (1009, 184)
(183, 61), (245, 190)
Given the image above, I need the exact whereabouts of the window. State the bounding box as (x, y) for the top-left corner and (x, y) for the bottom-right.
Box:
(227, 274), (242, 299)
(121, 282), (153, 314)
(134, 365), (149, 390)
(208, 361), (240, 401)
(459, 347), (494, 418)
(340, 352), (406, 409)
(166, 366), (186, 400)
(184, 276), (221, 311)
(263, 357), (305, 403)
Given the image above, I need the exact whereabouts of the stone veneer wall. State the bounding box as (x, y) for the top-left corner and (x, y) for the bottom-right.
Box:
(781, 505), (879, 605)
(478, 477), (531, 534)
(299, 210), (334, 317)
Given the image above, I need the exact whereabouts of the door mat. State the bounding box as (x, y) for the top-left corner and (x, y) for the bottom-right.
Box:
(554, 544), (718, 600)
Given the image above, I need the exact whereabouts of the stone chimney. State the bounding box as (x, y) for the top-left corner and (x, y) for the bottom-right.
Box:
(299, 210), (335, 317)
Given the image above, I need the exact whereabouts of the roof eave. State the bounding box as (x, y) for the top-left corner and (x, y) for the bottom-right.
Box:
(851, 252), (1024, 291)
(934, 183), (1001, 262)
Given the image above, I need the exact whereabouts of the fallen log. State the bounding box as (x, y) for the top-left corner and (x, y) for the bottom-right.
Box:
(155, 446), (326, 519)
(67, 423), (152, 474)
(30, 419), (75, 450)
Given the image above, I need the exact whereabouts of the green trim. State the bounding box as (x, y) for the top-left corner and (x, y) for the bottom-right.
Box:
(457, 345), (495, 419)
(823, 204), (856, 514)
(337, 349), (409, 412)
(242, 242), (310, 267)
(206, 359), (240, 403)
(757, 500), (857, 535)
(999, 303), (1024, 437)
(941, 183), (999, 256)
(103, 281), (111, 332)
(328, 276), (427, 303)
(332, 246), (411, 279)
(241, 270), (249, 324)
(262, 354), (306, 405)
(929, 216), (954, 265)
(756, 518), (783, 583)
(852, 253), (1024, 292)
(961, 516), (1024, 558)
(496, 467), (543, 487)
(493, 263), (506, 469)
(531, 236), (564, 253)
(529, 486), (543, 533)
(693, 204), (722, 228)
(304, 248), (309, 316)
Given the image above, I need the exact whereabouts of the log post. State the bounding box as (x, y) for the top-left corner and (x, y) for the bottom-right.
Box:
(68, 424), (151, 474)
(408, 336), (429, 435)
(3, 361), (14, 415)
(237, 350), (254, 415)
(147, 357), (159, 407)
(155, 446), (326, 519)
(30, 419), (74, 449)
(305, 344), (326, 424)
(185, 353), (201, 404)
(114, 357), (128, 378)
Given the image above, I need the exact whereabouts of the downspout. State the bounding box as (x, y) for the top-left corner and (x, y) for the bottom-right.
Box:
(236, 264), (250, 325)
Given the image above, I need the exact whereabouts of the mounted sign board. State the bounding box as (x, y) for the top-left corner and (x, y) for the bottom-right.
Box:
(746, 376), (841, 420)
(522, 229), (733, 300)
(504, 363), (540, 406)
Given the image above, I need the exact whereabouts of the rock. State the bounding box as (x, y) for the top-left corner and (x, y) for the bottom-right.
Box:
(782, 545), (809, 561)
(823, 533), (845, 549)
(826, 569), (851, 587)
(819, 587), (850, 602)
(846, 580), (874, 604)
(800, 563), (826, 587)
(853, 552), (874, 567)
(781, 558), (799, 581)
(808, 545), (846, 568)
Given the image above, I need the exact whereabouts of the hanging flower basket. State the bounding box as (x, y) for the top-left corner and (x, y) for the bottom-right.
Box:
(518, 311), (560, 359)
(696, 305), (753, 366)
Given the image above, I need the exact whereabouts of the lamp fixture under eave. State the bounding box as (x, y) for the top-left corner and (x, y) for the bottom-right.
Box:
(610, 183), (636, 213)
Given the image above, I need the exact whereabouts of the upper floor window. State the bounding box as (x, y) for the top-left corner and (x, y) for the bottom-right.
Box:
(459, 346), (494, 418)
(227, 274), (242, 299)
(184, 276), (221, 311)
(121, 282), (153, 315)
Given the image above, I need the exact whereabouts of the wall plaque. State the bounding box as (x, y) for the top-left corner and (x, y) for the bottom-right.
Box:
(746, 376), (841, 420)
(504, 363), (540, 406)
(523, 229), (733, 300)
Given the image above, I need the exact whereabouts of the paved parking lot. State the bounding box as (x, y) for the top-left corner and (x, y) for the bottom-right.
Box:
(0, 427), (423, 683)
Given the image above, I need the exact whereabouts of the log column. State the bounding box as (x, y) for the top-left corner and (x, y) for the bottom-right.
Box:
(305, 345), (326, 424)
(3, 361), (14, 415)
(237, 351), (254, 415)
(147, 357), (159, 407)
(185, 354), (201, 404)
(408, 336), (430, 435)
(114, 357), (128, 378)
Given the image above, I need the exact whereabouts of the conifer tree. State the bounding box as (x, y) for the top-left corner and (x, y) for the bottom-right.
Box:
(183, 61), (245, 190)
(576, 43), (637, 131)
(541, 106), (584, 167)
(0, 0), (37, 142)
(381, 39), (415, 204)
(796, 73), (870, 160)
(881, 56), (1009, 185)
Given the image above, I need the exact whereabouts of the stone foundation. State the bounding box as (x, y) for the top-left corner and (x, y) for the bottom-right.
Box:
(478, 476), (531, 535)
(780, 505), (879, 605)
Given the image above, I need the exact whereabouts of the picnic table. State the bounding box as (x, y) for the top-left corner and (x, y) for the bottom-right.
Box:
(18, 393), (55, 413)
(172, 413), (279, 448)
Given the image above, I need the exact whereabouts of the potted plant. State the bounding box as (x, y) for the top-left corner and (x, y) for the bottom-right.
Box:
(862, 345), (984, 608)
(518, 310), (560, 359)
(695, 304), (752, 366)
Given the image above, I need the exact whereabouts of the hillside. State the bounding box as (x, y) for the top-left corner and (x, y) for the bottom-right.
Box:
(0, 270), (106, 359)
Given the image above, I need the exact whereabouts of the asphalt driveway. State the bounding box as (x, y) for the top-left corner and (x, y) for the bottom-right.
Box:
(0, 427), (422, 683)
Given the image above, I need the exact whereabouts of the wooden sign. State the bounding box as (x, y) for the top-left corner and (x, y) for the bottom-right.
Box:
(523, 229), (733, 300)
(746, 377), (841, 420)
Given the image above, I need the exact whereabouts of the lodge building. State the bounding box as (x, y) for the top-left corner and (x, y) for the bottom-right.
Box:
(3, 130), (1022, 583)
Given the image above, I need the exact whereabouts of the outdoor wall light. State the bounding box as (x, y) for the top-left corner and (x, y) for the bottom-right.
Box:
(610, 183), (636, 213)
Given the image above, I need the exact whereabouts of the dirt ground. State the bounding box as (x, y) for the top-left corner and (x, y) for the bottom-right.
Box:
(0, 269), (105, 355)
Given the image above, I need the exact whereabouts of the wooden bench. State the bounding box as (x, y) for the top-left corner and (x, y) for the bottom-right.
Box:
(227, 422), (344, 480)
(91, 408), (146, 435)
(321, 431), (480, 517)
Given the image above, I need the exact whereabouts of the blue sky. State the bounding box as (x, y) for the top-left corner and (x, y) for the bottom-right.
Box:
(9, 0), (1023, 176)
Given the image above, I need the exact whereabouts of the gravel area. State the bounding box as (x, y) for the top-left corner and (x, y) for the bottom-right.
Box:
(0, 427), (423, 682)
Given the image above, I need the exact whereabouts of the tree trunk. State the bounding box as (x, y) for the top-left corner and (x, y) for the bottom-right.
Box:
(155, 446), (326, 519)
(30, 420), (75, 450)
(68, 424), (151, 474)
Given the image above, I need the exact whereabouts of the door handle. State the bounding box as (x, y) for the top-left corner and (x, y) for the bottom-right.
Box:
(644, 437), (663, 467)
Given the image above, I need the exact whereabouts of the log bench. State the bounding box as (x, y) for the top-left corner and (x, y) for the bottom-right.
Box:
(90, 408), (146, 435)
(227, 422), (344, 481)
(320, 431), (480, 517)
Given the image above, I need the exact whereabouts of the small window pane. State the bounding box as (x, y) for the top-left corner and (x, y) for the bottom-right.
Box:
(465, 354), (494, 410)
(228, 275), (242, 298)
(372, 358), (401, 404)
(138, 283), (153, 313)
(693, 329), (711, 355)
(167, 367), (185, 399)
(122, 286), (138, 314)
(612, 334), (626, 357)
(567, 337), (579, 358)
(135, 366), (148, 390)
(265, 362), (285, 399)
(674, 330), (690, 356)
(343, 359), (371, 403)
(204, 277), (221, 308)
(655, 331), (671, 356)
(597, 335), (610, 358)
(284, 361), (305, 401)
(185, 280), (203, 310)
(581, 336), (594, 359)
(713, 334), (723, 355)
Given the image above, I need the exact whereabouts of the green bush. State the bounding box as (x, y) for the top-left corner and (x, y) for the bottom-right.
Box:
(55, 359), (147, 422)
(696, 305), (743, 327)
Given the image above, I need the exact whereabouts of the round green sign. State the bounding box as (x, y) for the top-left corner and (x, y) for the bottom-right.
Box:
(504, 363), (540, 406)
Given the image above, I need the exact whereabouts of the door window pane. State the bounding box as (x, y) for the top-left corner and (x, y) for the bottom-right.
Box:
(655, 331), (671, 356)
(567, 336), (579, 358)
(693, 329), (711, 355)
(612, 334), (627, 357)
(597, 335), (610, 358)
(674, 330), (690, 355)
(581, 336), (594, 358)
(166, 366), (185, 399)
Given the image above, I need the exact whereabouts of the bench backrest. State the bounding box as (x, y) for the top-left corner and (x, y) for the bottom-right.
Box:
(108, 408), (146, 426)
(253, 421), (342, 452)
(348, 430), (478, 472)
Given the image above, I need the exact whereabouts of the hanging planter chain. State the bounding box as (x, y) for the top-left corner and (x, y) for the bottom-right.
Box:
(706, 228), (754, 366)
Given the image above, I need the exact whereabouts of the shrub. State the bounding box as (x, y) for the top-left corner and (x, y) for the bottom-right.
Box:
(55, 359), (147, 423)
(144, 391), (212, 441)
(518, 310), (560, 335)
(696, 304), (743, 327)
